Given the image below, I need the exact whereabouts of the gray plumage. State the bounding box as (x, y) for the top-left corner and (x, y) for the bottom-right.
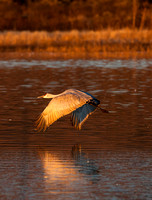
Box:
(36, 89), (108, 132)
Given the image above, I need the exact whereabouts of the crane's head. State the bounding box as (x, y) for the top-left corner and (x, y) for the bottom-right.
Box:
(37, 93), (49, 98)
(37, 93), (56, 99)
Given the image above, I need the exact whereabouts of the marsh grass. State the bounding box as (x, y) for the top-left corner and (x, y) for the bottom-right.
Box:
(0, 29), (152, 58)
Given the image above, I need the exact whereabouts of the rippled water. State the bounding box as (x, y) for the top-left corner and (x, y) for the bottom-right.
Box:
(0, 58), (152, 199)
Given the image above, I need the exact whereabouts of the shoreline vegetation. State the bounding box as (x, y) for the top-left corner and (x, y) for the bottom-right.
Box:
(0, 29), (152, 59)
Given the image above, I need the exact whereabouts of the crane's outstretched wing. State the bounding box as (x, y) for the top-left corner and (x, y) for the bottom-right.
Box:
(71, 103), (97, 130)
(36, 93), (91, 132)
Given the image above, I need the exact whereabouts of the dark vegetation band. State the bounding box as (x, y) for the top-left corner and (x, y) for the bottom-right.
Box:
(1, 0), (152, 31)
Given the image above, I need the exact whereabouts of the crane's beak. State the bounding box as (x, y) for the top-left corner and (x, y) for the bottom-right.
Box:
(37, 95), (45, 98)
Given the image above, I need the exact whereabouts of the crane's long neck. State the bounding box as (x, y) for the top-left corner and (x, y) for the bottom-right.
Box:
(44, 93), (59, 98)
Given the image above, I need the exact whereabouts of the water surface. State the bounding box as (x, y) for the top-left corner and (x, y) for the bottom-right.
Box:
(0, 58), (152, 199)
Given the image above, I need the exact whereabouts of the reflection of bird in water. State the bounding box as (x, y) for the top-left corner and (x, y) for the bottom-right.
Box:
(39, 145), (100, 187)
(72, 144), (100, 177)
(36, 89), (109, 132)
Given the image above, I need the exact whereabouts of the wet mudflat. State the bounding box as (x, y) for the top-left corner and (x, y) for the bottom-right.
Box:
(0, 58), (152, 199)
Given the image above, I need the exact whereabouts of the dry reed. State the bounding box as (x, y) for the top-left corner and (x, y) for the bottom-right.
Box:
(0, 29), (152, 56)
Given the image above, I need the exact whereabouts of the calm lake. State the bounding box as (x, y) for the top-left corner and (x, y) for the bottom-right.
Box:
(0, 58), (152, 199)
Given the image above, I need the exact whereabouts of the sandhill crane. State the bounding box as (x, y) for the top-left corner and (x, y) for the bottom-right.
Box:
(36, 89), (108, 132)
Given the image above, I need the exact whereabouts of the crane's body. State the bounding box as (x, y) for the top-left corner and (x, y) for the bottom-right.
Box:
(36, 89), (108, 132)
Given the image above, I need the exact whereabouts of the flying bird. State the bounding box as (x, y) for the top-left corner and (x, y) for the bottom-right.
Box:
(36, 89), (108, 132)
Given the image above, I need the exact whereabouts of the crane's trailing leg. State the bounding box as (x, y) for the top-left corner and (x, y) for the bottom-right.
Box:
(87, 99), (109, 113)
(98, 107), (109, 113)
